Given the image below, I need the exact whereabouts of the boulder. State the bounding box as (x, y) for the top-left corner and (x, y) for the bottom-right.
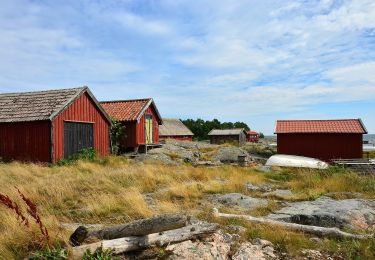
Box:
(267, 196), (375, 231)
(246, 182), (274, 192)
(208, 193), (268, 211)
(166, 232), (230, 260)
(232, 241), (277, 260)
(261, 189), (294, 199)
(135, 153), (179, 165)
(149, 143), (199, 163)
(214, 147), (251, 163)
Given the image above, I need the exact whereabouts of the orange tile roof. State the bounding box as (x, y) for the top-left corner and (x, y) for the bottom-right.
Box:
(101, 99), (152, 122)
(247, 131), (259, 135)
(275, 119), (367, 134)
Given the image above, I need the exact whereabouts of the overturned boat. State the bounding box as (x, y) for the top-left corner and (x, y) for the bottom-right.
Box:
(265, 154), (329, 169)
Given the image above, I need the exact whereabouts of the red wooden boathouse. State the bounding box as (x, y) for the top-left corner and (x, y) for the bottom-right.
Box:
(101, 99), (162, 152)
(247, 131), (259, 143)
(275, 119), (367, 161)
(0, 87), (111, 163)
(159, 118), (194, 141)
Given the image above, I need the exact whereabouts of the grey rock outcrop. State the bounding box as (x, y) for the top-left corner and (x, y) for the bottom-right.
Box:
(208, 193), (268, 211)
(267, 196), (375, 230)
(261, 189), (294, 199)
(214, 147), (250, 163)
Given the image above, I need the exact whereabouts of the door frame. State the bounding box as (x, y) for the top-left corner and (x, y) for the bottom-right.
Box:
(145, 114), (153, 144)
(63, 121), (95, 159)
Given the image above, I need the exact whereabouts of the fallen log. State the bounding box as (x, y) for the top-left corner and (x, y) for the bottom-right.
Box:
(70, 214), (190, 246)
(213, 208), (373, 240)
(72, 222), (218, 259)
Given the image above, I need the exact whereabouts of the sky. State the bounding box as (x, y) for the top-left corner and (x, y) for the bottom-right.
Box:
(0, 0), (375, 134)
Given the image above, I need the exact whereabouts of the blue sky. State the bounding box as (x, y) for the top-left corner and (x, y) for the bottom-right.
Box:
(1, 0), (375, 134)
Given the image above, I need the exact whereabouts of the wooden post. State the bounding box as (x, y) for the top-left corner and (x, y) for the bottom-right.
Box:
(238, 155), (247, 167)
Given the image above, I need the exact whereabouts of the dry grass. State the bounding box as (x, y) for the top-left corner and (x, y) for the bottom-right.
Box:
(0, 157), (374, 259)
(0, 157), (265, 259)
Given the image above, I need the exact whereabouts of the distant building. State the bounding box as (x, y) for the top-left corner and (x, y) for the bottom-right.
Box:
(275, 119), (367, 161)
(0, 87), (111, 163)
(208, 129), (247, 144)
(101, 98), (162, 152)
(159, 118), (194, 141)
(247, 131), (259, 143)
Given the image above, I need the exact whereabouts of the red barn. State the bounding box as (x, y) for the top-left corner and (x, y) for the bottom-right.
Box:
(101, 99), (162, 152)
(275, 119), (367, 162)
(159, 118), (194, 141)
(247, 131), (259, 143)
(0, 87), (111, 163)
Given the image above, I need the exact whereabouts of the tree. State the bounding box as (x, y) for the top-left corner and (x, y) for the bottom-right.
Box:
(110, 118), (126, 155)
(180, 118), (250, 140)
(259, 132), (265, 138)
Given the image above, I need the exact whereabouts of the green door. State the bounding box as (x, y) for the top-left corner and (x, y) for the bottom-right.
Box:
(145, 114), (153, 144)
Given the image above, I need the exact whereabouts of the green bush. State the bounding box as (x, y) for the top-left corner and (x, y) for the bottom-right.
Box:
(30, 244), (68, 260)
(83, 248), (113, 260)
(57, 148), (98, 166)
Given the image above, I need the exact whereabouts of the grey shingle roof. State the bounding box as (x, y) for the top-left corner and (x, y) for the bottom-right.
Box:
(0, 87), (87, 123)
(159, 118), (194, 136)
(208, 128), (246, 136)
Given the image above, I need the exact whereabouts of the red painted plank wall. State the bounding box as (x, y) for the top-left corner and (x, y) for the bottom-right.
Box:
(121, 121), (137, 148)
(277, 133), (363, 161)
(52, 93), (110, 162)
(0, 121), (50, 162)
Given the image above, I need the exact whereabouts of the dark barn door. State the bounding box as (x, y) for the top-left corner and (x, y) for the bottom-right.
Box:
(64, 122), (94, 159)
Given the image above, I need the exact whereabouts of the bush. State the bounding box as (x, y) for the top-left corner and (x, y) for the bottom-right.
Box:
(110, 118), (126, 155)
(57, 148), (98, 166)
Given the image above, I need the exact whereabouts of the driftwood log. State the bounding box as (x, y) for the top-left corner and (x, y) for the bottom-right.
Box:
(72, 222), (218, 259)
(213, 208), (373, 240)
(70, 214), (190, 246)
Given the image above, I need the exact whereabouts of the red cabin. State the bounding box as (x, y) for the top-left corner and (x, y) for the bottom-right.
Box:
(101, 99), (162, 152)
(275, 119), (367, 162)
(159, 118), (194, 141)
(247, 131), (259, 143)
(0, 87), (111, 163)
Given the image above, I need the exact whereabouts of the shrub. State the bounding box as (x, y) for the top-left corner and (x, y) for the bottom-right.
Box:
(57, 148), (98, 165)
(110, 118), (126, 155)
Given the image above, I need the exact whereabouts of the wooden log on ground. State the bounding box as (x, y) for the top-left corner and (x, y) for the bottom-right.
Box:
(213, 208), (373, 240)
(72, 222), (218, 259)
(70, 214), (190, 246)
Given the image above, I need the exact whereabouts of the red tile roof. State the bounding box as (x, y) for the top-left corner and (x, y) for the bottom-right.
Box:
(275, 119), (367, 134)
(101, 98), (156, 122)
(247, 131), (259, 135)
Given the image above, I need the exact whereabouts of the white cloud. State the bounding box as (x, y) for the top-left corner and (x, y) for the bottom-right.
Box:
(326, 62), (375, 84)
(113, 12), (172, 35)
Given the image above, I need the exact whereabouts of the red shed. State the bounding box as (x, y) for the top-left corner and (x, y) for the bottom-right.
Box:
(275, 119), (367, 162)
(247, 131), (259, 143)
(159, 118), (194, 141)
(101, 99), (162, 152)
(0, 87), (111, 163)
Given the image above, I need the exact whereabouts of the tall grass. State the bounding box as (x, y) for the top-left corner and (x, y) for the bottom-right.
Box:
(0, 158), (265, 258)
(0, 158), (374, 258)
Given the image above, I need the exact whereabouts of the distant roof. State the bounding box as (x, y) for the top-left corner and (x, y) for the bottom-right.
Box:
(100, 98), (162, 123)
(275, 119), (367, 134)
(159, 118), (194, 136)
(0, 87), (111, 123)
(247, 131), (258, 135)
(208, 128), (246, 136)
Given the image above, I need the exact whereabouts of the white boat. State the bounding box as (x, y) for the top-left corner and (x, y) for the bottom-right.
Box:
(265, 154), (329, 169)
(363, 145), (375, 152)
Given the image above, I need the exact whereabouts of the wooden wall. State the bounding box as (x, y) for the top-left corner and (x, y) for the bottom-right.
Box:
(0, 121), (51, 162)
(277, 133), (363, 161)
(52, 92), (110, 162)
